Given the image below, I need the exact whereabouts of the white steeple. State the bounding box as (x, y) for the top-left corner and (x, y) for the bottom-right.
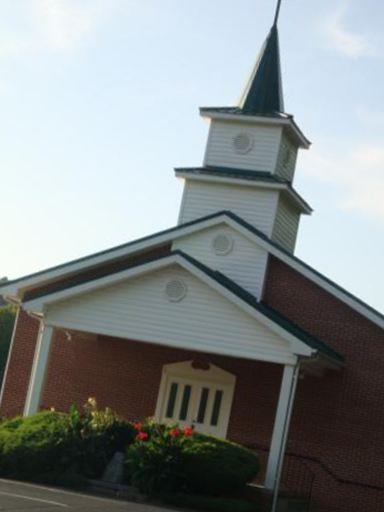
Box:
(175, 4), (311, 253)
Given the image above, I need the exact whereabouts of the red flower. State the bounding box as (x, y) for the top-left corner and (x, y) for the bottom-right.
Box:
(136, 431), (148, 441)
(133, 422), (142, 431)
(183, 426), (194, 437)
(169, 428), (181, 438)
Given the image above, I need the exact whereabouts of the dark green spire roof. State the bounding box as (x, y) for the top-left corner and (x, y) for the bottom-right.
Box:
(238, 22), (284, 115)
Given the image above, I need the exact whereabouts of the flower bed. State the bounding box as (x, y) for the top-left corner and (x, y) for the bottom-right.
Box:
(126, 420), (260, 497)
(0, 402), (260, 510)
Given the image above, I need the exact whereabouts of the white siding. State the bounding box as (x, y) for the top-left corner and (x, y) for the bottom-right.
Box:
(272, 197), (301, 252)
(45, 265), (296, 365)
(179, 180), (279, 237)
(275, 134), (298, 182)
(204, 120), (282, 172)
(173, 224), (268, 299)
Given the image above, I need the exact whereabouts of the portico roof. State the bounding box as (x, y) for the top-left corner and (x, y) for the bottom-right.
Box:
(22, 250), (343, 365)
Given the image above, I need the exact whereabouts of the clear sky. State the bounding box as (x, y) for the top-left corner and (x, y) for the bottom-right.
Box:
(0, 0), (383, 312)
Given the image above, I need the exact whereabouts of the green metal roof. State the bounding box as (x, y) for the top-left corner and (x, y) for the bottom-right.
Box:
(181, 252), (344, 364)
(239, 24), (284, 115)
(200, 107), (288, 119)
(199, 1), (295, 125)
(2, 210), (382, 328)
(201, 15), (285, 117)
(175, 166), (288, 184)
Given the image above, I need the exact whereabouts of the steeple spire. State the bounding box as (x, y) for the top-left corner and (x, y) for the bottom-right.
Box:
(238, 0), (284, 115)
(273, 0), (282, 27)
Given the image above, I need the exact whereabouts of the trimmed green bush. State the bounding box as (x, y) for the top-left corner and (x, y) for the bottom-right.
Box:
(0, 416), (24, 458)
(0, 411), (75, 480)
(0, 400), (135, 482)
(183, 434), (260, 496)
(0, 407), (259, 501)
(126, 422), (189, 494)
(125, 422), (259, 497)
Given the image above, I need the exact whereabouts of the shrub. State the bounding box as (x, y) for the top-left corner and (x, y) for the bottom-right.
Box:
(70, 398), (135, 478)
(125, 422), (259, 497)
(126, 421), (191, 494)
(0, 416), (24, 434)
(183, 434), (260, 496)
(0, 416), (24, 457)
(0, 411), (75, 480)
(0, 400), (135, 482)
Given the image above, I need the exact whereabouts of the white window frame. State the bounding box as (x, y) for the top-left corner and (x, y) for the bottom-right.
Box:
(154, 360), (236, 438)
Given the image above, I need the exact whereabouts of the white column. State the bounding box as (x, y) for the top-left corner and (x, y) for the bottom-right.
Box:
(24, 324), (54, 416)
(265, 362), (300, 491)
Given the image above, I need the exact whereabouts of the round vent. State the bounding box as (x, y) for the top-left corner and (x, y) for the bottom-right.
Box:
(165, 279), (187, 302)
(212, 233), (234, 255)
(233, 132), (253, 154)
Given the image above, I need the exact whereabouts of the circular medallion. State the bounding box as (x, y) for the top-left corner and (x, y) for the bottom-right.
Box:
(212, 233), (234, 255)
(233, 132), (254, 154)
(165, 279), (187, 302)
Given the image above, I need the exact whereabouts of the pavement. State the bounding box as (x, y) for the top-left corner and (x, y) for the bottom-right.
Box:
(0, 479), (175, 512)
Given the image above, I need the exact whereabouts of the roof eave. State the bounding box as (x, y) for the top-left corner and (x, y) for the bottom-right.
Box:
(0, 212), (233, 302)
(22, 250), (327, 362)
(2, 211), (383, 330)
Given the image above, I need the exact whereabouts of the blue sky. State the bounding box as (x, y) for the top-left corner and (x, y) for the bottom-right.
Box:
(0, 0), (383, 312)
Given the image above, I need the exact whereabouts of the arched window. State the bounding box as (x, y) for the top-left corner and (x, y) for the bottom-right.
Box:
(155, 361), (236, 438)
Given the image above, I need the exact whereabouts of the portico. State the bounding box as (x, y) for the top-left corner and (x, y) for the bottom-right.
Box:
(20, 252), (342, 491)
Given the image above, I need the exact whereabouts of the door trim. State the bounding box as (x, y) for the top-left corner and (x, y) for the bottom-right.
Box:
(154, 360), (236, 438)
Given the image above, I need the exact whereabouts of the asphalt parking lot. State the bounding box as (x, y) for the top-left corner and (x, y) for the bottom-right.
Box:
(0, 479), (174, 511)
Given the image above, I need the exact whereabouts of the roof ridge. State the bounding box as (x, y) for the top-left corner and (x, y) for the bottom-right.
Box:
(2, 210), (383, 326)
(0, 210), (231, 289)
(223, 212), (384, 322)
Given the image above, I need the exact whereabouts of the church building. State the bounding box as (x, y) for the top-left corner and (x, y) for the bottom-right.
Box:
(1, 4), (383, 512)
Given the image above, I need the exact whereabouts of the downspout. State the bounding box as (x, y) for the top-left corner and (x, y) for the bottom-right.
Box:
(271, 360), (301, 512)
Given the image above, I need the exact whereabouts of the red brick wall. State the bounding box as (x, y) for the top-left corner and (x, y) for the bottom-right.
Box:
(0, 309), (40, 418)
(41, 332), (282, 452)
(2, 254), (384, 511)
(263, 256), (384, 511)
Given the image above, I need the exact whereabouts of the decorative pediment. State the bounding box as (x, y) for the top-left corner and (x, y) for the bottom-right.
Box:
(23, 253), (317, 365)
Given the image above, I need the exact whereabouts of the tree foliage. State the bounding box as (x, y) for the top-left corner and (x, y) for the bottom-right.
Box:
(0, 305), (16, 386)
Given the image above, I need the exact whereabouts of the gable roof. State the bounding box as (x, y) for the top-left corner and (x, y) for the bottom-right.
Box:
(1, 210), (383, 330)
(179, 253), (343, 364)
(22, 250), (343, 365)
